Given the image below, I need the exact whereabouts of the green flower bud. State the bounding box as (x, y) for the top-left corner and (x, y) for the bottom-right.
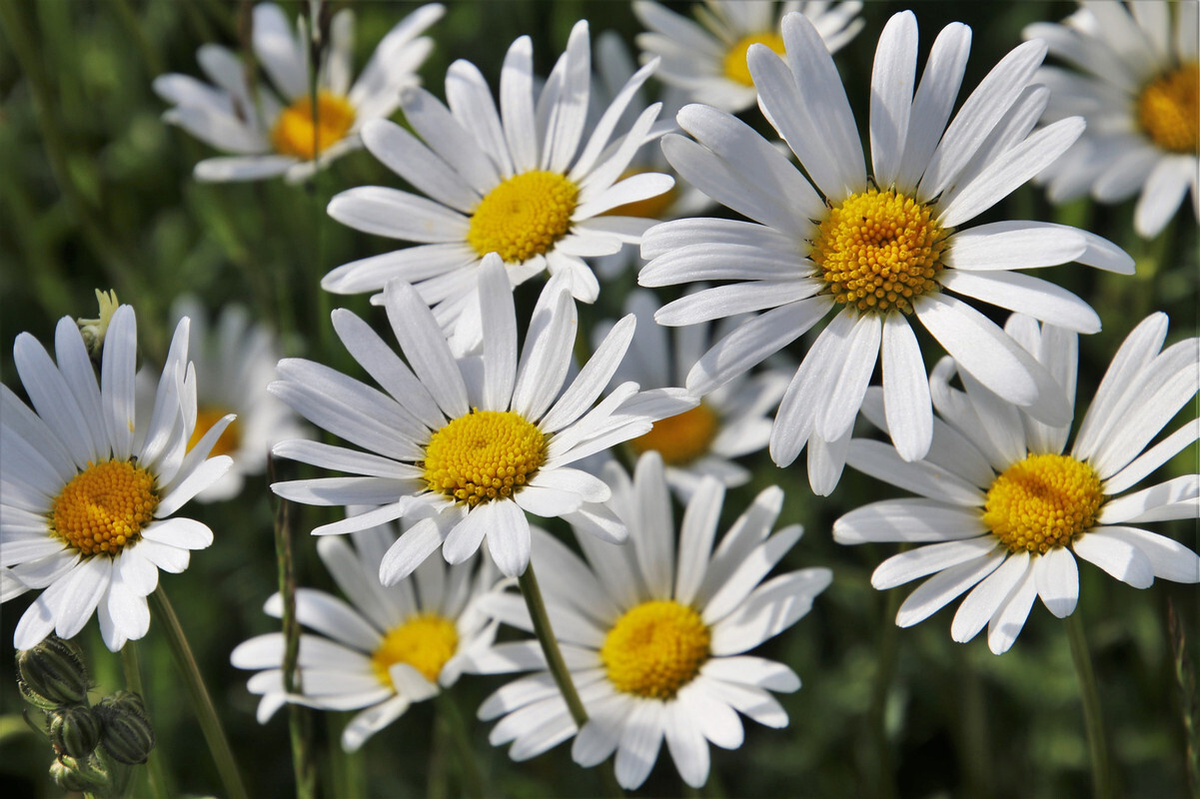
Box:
(15, 635), (90, 707)
(96, 691), (156, 765)
(49, 756), (109, 794)
(48, 705), (103, 760)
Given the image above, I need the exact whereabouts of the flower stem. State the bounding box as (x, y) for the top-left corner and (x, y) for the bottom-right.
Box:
(863, 585), (901, 799)
(1066, 611), (1113, 799)
(150, 586), (249, 799)
(435, 691), (486, 799)
(119, 642), (170, 799)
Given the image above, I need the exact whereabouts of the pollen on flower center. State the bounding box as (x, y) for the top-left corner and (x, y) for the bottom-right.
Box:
(602, 167), (677, 220)
(467, 171), (579, 262)
(723, 31), (786, 86)
(271, 90), (357, 161)
(422, 410), (547, 506)
(983, 453), (1104, 554)
(1137, 62), (1199, 154)
(51, 460), (159, 557)
(629, 403), (719, 466)
(188, 406), (241, 458)
(370, 614), (459, 686)
(600, 600), (710, 699)
(812, 188), (948, 314)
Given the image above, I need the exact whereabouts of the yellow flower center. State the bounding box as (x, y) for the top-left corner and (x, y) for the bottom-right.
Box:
(51, 460), (159, 557)
(628, 403), (719, 466)
(602, 167), (678, 219)
(271, 90), (357, 161)
(370, 614), (459, 686)
(1137, 62), (1199, 154)
(600, 600), (710, 700)
(722, 31), (786, 87)
(812, 188), (948, 314)
(982, 453), (1104, 555)
(466, 171), (579, 263)
(187, 406), (241, 458)
(422, 410), (547, 506)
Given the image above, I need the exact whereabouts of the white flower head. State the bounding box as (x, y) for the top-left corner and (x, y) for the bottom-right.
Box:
(270, 254), (694, 581)
(153, 3), (445, 183)
(640, 9), (1135, 495)
(592, 288), (790, 497)
(1026, 1), (1199, 238)
(322, 20), (674, 353)
(466, 452), (831, 790)
(231, 512), (500, 751)
(2, 307), (233, 651)
(634, 0), (864, 113)
(834, 313), (1200, 655)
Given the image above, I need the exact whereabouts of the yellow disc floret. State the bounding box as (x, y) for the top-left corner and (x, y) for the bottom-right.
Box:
(271, 90), (357, 161)
(188, 406), (241, 458)
(723, 31), (786, 87)
(371, 614), (459, 686)
(812, 188), (948, 314)
(983, 453), (1104, 555)
(422, 410), (547, 506)
(1137, 62), (1199, 154)
(51, 460), (159, 557)
(467, 171), (579, 262)
(600, 600), (710, 699)
(629, 403), (719, 466)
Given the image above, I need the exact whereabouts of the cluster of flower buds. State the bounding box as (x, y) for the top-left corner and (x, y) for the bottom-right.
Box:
(16, 635), (156, 796)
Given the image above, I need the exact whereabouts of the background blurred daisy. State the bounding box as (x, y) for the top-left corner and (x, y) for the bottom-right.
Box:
(640, 10), (1133, 495)
(2, 307), (233, 651)
(834, 313), (1199, 654)
(633, 0), (863, 113)
(591, 288), (790, 497)
(1026, 1), (1198, 238)
(231, 513), (499, 751)
(154, 2), (444, 183)
(323, 20), (673, 352)
(270, 255), (692, 581)
(466, 452), (832, 790)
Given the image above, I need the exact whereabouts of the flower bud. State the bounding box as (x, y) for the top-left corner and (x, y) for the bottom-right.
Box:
(49, 756), (109, 794)
(15, 635), (90, 708)
(48, 704), (103, 760)
(96, 691), (156, 765)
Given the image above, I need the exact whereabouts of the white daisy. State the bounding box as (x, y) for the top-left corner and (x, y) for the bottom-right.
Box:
(230, 511), (499, 751)
(633, 0), (864, 113)
(1026, 1), (1199, 238)
(322, 20), (674, 352)
(592, 288), (790, 497)
(153, 3), (445, 183)
(1, 306), (234, 651)
(833, 313), (1199, 655)
(465, 451), (832, 790)
(270, 254), (693, 581)
(162, 297), (306, 502)
(640, 10), (1135, 495)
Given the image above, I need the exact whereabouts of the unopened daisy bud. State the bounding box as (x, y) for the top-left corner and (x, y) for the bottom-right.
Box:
(48, 705), (103, 760)
(96, 691), (155, 765)
(16, 635), (90, 708)
(49, 755), (109, 794)
(76, 288), (120, 362)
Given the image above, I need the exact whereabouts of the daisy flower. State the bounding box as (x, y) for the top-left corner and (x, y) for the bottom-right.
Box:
(322, 20), (674, 352)
(230, 512), (499, 751)
(153, 3), (445, 182)
(592, 288), (790, 497)
(2, 306), (233, 651)
(633, 0), (864, 113)
(165, 297), (305, 502)
(1026, 1), (1198, 237)
(833, 313), (1199, 655)
(640, 10), (1134, 495)
(466, 452), (831, 789)
(270, 254), (693, 581)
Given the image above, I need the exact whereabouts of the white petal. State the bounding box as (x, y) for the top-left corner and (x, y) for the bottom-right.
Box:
(950, 551), (1029, 644)
(1034, 546), (1079, 618)
(1071, 530), (1155, 589)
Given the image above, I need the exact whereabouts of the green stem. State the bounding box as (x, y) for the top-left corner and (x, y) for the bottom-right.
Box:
(119, 643), (170, 799)
(1066, 612), (1113, 799)
(864, 584), (901, 799)
(150, 586), (249, 799)
(435, 691), (486, 799)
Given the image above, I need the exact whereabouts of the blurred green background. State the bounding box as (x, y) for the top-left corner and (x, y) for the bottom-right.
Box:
(1, 1), (1197, 797)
